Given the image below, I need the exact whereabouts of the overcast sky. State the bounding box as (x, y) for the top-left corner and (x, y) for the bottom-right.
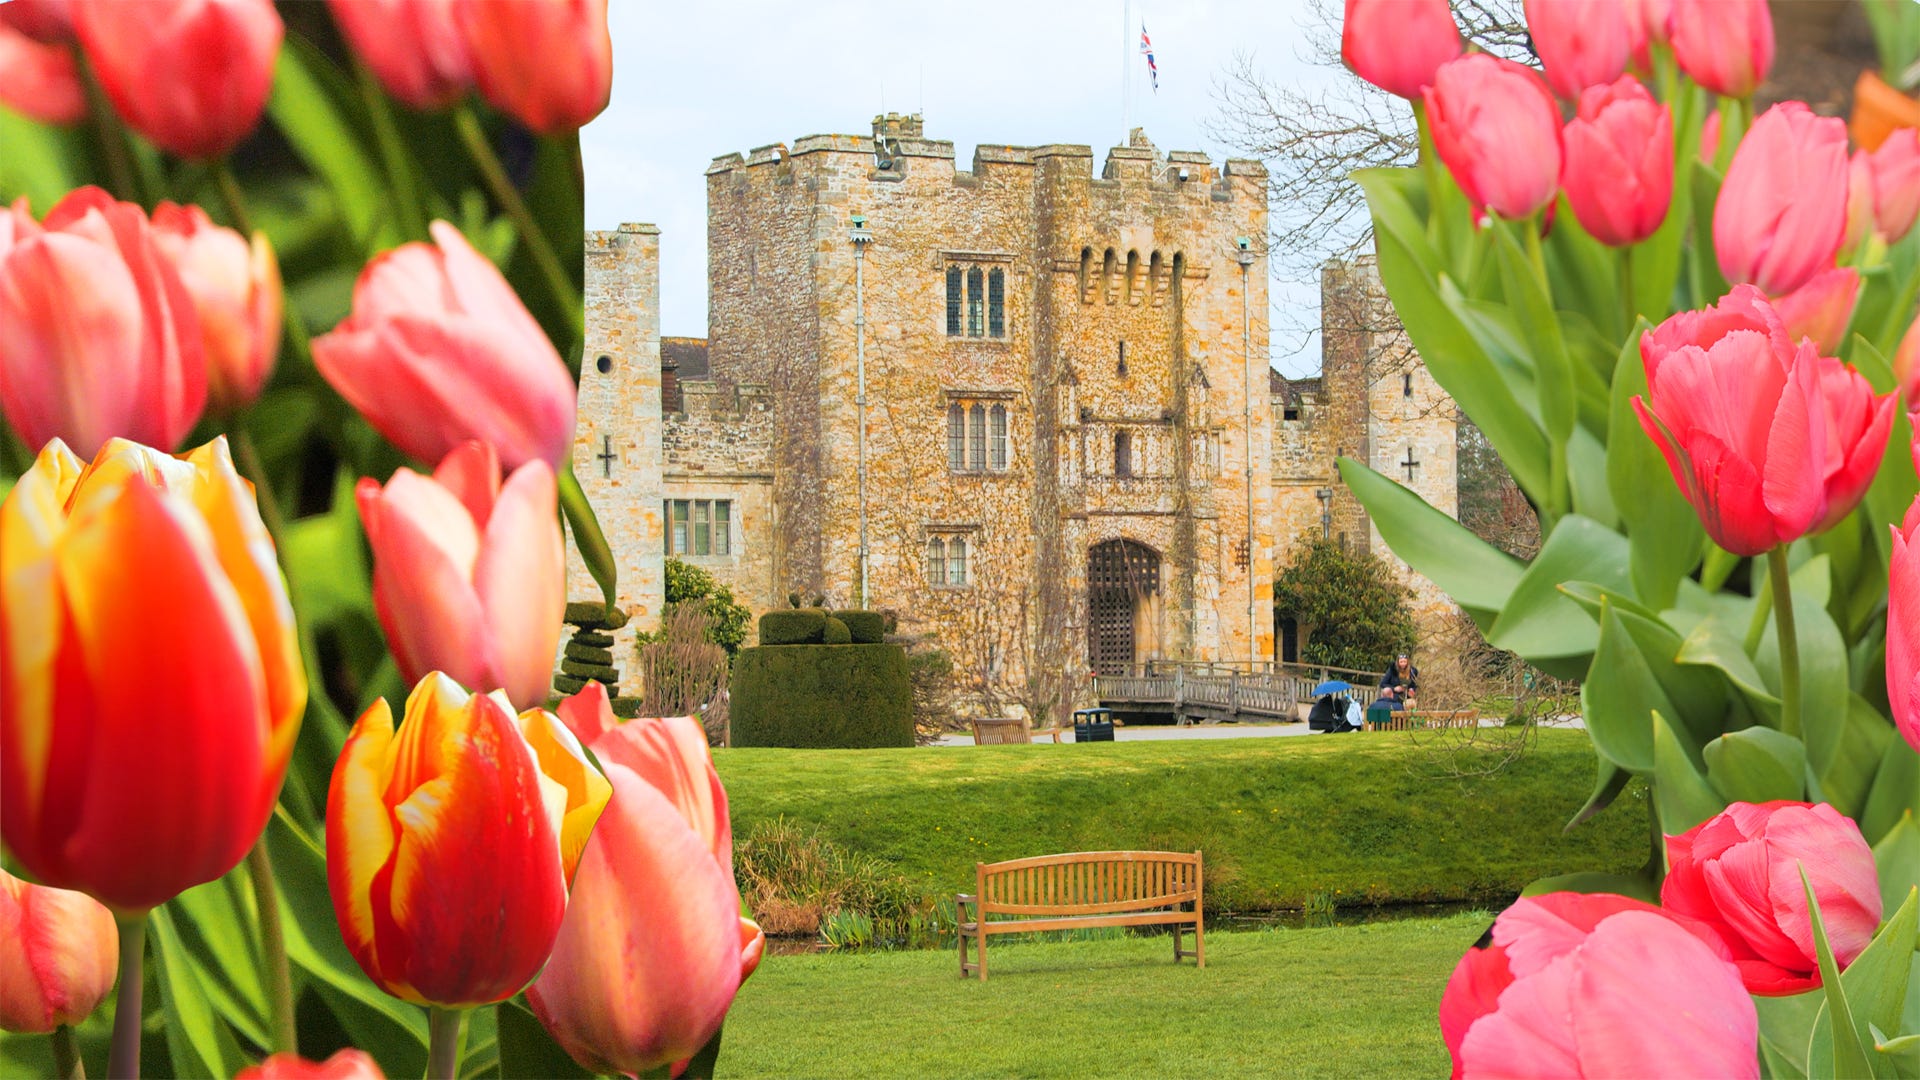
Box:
(582, 0), (1334, 377)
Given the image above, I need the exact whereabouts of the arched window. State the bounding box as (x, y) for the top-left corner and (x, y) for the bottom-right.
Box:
(989, 405), (1008, 470)
(1124, 250), (1140, 304)
(1079, 246), (1094, 302)
(966, 267), (985, 336)
(969, 403), (987, 471)
(945, 267), (963, 336)
(1148, 251), (1164, 305)
(1170, 251), (1185, 307)
(1102, 248), (1117, 303)
(926, 537), (947, 585)
(1114, 431), (1133, 479)
(987, 268), (1005, 337)
(947, 404), (965, 471)
(948, 537), (968, 585)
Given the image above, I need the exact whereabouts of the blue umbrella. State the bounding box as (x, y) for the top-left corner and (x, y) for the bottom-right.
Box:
(1311, 680), (1352, 696)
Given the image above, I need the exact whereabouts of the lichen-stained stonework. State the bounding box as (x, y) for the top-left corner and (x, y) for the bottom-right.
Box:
(575, 117), (1463, 720)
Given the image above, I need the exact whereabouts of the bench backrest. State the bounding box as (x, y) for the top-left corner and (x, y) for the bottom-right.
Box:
(972, 717), (1031, 744)
(976, 850), (1201, 915)
(1369, 709), (1479, 731)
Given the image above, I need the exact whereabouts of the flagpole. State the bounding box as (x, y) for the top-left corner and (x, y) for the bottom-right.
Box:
(1121, 0), (1130, 143)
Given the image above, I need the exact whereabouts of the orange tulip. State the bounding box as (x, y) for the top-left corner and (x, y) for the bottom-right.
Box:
(237, 1050), (386, 1080)
(0, 437), (305, 911)
(0, 866), (118, 1034)
(327, 673), (610, 1008)
(453, 0), (611, 134)
(0, 187), (206, 458)
(529, 684), (764, 1077)
(71, 0), (280, 159)
(151, 202), (282, 414)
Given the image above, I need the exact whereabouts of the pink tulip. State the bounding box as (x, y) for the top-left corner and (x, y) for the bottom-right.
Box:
(1562, 75), (1673, 246)
(327, 0), (470, 111)
(0, 18), (81, 125)
(1663, 801), (1883, 994)
(1715, 102), (1850, 297)
(1525, 0), (1630, 101)
(1669, 0), (1773, 99)
(356, 440), (565, 711)
(71, 0), (280, 159)
(0, 867), (117, 1034)
(1441, 892), (1756, 1079)
(312, 220), (575, 472)
(1892, 496), (1920, 752)
(1340, 0), (1461, 100)
(1896, 315), (1920, 406)
(1634, 286), (1893, 554)
(150, 203), (282, 414)
(1426, 55), (1564, 222)
(453, 0), (611, 134)
(0, 188), (205, 457)
(1842, 150), (1877, 263)
(1773, 267), (1859, 355)
(1623, 0), (1671, 73)
(1869, 128), (1920, 243)
(530, 684), (765, 1077)
(1700, 108), (1722, 163)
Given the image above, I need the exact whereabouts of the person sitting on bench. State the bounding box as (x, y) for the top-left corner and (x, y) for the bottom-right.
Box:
(1374, 653), (1418, 712)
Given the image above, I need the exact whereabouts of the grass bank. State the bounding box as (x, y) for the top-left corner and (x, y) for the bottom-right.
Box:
(715, 728), (1647, 913)
(721, 914), (1485, 1078)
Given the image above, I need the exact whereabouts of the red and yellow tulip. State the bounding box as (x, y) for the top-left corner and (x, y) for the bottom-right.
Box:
(0, 436), (305, 912)
(326, 673), (610, 1008)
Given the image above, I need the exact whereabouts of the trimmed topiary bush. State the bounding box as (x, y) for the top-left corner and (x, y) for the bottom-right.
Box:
(832, 610), (885, 644)
(732, 643), (914, 748)
(760, 609), (827, 645)
(823, 617), (852, 644)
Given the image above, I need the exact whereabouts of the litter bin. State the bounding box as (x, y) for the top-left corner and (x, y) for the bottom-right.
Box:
(1073, 708), (1115, 743)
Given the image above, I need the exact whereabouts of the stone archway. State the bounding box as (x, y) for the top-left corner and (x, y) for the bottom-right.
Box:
(1088, 539), (1161, 675)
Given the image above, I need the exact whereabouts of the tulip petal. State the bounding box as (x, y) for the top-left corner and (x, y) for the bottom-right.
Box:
(0, 443), (82, 833)
(357, 473), (495, 691)
(556, 682), (616, 748)
(0, 232), (146, 457)
(1761, 349), (1827, 541)
(1568, 911), (1759, 1079)
(1459, 950), (1583, 1078)
(514, 707), (613, 884)
(1701, 840), (1809, 972)
(51, 476), (268, 909)
(430, 440), (500, 528)
(326, 698), (401, 994)
(739, 916), (765, 983)
(1440, 942), (1513, 1078)
(475, 461), (565, 710)
(592, 716), (732, 869)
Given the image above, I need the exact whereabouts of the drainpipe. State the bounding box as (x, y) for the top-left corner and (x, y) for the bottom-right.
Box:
(851, 215), (873, 608)
(1236, 239), (1256, 666)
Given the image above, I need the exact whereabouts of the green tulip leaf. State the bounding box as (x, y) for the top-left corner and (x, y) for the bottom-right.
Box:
(1569, 759), (1634, 829)
(269, 35), (399, 251)
(1757, 989), (1825, 1080)
(1491, 222), (1577, 475)
(1566, 424), (1621, 532)
(1703, 727), (1807, 805)
(1630, 124), (1694, 329)
(498, 999), (594, 1079)
(560, 462), (619, 609)
(1675, 614), (1780, 723)
(1806, 884), (1917, 1080)
(1686, 164), (1730, 309)
(148, 904), (252, 1079)
(1559, 581), (1729, 749)
(165, 871), (272, 1051)
(1811, 695), (1899, 824)
(1870, 1026), (1920, 1080)
(1542, 212), (1622, 345)
(1519, 870), (1658, 904)
(1863, 740), (1920, 846)
(1873, 814), (1920, 920)
(1583, 598), (1681, 775)
(1486, 515), (1632, 677)
(681, 1020), (727, 1079)
(1335, 457), (1523, 619)
(1651, 710), (1725, 834)
(0, 108), (90, 212)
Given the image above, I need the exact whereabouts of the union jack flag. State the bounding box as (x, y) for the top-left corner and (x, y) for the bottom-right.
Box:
(1139, 22), (1158, 92)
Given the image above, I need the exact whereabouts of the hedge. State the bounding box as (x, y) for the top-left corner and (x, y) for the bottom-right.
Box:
(732, 643), (914, 748)
(823, 617), (852, 644)
(831, 610), (886, 644)
(759, 609), (827, 645)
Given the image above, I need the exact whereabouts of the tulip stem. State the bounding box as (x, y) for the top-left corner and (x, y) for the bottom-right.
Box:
(229, 426), (287, 543)
(1412, 100), (1446, 246)
(78, 57), (139, 204)
(1768, 546), (1802, 739)
(107, 913), (146, 1080)
(428, 1006), (465, 1080)
(452, 106), (584, 342)
(211, 160), (255, 236)
(1743, 564), (1775, 656)
(1618, 250), (1637, 340)
(1524, 220), (1571, 519)
(352, 59), (429, 242)
(52, 1024), (83, 1079)
(244, 841), (297, 1056)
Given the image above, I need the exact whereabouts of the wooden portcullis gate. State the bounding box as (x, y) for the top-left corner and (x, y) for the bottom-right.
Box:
(1087, 539), (1160, 675)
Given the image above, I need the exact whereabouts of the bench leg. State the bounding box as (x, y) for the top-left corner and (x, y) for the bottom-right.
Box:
(978, 930), (988, 982)
(958, 923), (969, 978)
(1195, 914), (1206, 968)
(1172, 922), (1181, 962)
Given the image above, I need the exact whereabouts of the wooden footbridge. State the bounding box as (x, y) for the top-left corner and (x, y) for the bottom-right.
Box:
(1094, 661), (1379, 725)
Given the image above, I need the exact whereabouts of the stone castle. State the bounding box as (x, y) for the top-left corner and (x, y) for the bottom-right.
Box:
(569, 116), (1458, 723)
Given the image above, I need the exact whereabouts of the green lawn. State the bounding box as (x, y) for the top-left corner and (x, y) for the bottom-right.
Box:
(721, 914), (1484, 1078)
(715, 729), (1647, 911)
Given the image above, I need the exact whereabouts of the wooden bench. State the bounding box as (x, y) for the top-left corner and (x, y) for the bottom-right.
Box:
(970, 718), (1064, 744)
(956, 850), (1204, 980)
(1363, 708), (1480, 732)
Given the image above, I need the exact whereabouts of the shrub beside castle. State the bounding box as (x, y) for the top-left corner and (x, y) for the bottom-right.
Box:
(730, 607), (913, 748)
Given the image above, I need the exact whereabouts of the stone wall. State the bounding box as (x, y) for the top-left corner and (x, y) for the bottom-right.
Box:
(662, 381), (778, 633)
